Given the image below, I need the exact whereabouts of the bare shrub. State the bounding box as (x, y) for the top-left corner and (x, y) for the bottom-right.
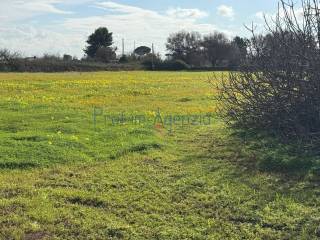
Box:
(0, 49), (21, 71)
(218, 0), (320, 142)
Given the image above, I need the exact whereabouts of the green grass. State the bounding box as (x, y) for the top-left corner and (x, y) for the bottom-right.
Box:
(0, 71), (319, 239)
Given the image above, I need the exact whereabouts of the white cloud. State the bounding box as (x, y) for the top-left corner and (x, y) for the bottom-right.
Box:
(0, 1), (228, 57)
(60, 2), (219, 56)
(255, 7), (305, 22)
(217, 5), (234, 19)
(0, 0), (71, 24)
(17, 1), (71, 15)
(96, 1), (150, 14)
(249, 6), (307, 36)
(166, 8), (208, 19)
(255, 11), (264, 20)
(0, 25), (83, 57)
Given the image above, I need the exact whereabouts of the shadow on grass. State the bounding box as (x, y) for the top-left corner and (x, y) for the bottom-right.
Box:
(179, 126), (320, 183)
(174, 129), (320, 237)
(230, 129), (318, 176)
(0, 162), (39, 170)
(110, 142), (163, 160)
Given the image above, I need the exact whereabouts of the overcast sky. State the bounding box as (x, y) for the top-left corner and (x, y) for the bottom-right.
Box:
(0, 0), (280, 57)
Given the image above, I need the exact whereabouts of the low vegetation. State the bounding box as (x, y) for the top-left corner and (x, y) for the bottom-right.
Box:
(0, 54), (141, 72)
(1, 0), (320, 239)
(219, 0), (320, 151)
(0, 71), (319, 239)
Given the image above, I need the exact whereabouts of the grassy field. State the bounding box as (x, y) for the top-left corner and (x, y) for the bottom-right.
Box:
(0, 71), (319, 239)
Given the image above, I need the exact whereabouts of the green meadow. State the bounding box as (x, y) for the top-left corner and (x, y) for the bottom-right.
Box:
(0, 71), (319, 239)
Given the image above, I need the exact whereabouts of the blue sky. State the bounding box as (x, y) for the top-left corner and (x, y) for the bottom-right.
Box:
(0, 0), (280, 57)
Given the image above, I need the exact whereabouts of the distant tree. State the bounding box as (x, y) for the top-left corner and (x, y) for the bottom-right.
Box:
(226, 36), (249, 67)
(166, 31), (202, 65)
(84, 27), (114, 58)
(0, 49), (13, 62)
(63, 54), (72, 61)
(126, 53), (138, 62)
(95, 46), (117, 63)
(119, 55), (129, 63)
(0, 49), (22, 71)
(134, 46), (151, 57)
(160, 59), (190, 71)
(202, 32), (233, 66)
(42, 53), (61, 61)
(141, 53), (162, 70)
(232, 36), (248, 60)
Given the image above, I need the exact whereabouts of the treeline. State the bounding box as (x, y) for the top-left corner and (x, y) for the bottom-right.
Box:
(0, 50), (141, 73)
(79, 27), (249, 71)
(0, 26), (248, 72)
(80, 28), (248, 71)
(79, 28), (250, 70)
(164, 31), (247, 69)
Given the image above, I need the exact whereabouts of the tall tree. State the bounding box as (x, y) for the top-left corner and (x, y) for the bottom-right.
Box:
(202, 32), (233, 66)
(166, 31), (202, 65)
(232, 36), (248, 60)
(95, 47), (117, 63)
(84, 27), (114, 58)
(134, 46), (151, 57)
